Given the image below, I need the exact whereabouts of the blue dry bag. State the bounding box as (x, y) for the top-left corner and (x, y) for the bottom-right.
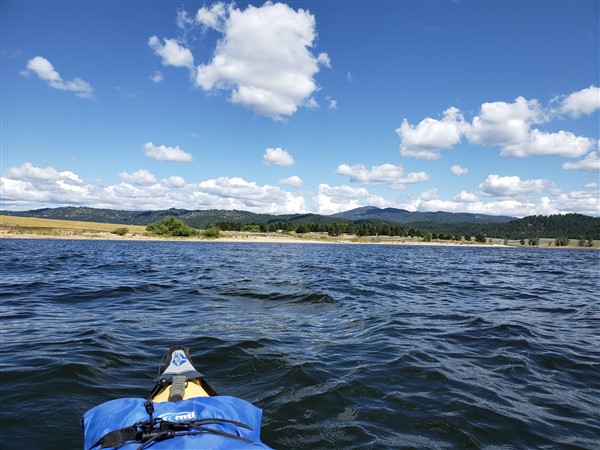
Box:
(82, 396), (271, 449)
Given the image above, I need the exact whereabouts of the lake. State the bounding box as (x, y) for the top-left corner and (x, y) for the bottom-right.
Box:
(0, 238), (598, 449)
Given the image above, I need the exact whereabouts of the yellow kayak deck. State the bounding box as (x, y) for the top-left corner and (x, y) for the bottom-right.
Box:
(151, 378), (211, 403)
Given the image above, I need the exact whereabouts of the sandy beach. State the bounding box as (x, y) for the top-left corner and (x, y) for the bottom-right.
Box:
(0, 228), (534, 248)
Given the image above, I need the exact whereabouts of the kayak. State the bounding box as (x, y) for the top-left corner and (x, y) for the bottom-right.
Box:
(82, 345), (271, 449)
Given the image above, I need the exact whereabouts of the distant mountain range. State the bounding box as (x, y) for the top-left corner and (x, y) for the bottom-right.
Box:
(332, 206), (514, 224)
(2, 206), (599, 239)
(1, 206), (513, 227)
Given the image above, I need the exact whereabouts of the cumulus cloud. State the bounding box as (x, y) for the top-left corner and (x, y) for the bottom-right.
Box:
(263, 147), (295, 166)
(396, 107), (466, 159)
(2, 163), (599, 217)
(162, 176), (186, 188)
(499, 129), (593, 158)
(279, 176), (303, 187)
(144, 141), (193, 162)
(4, 162), (83, 183)
(119, 169), (157, 186)
(397, 88), (598, 160)
(552, 189), (600, 216)
(22, 56), (94, 98)
(193, 2), (330, 120)
(477, 174), (554, 197)
(454, 190), (478, 202)
(313, 183), (390, 215)
(148, 36), (194, 69)
(467, 96), (544, 147)
(451, 164), (468, 175)
(336, 163), (429, 188)
(562, 149), (600, 172)
(407, 197), (555, 218)
(559, 85), (600, 118)
(189, 177), (307, 213)
(1, 163), (308, 214)
(1, 163), (89, 207)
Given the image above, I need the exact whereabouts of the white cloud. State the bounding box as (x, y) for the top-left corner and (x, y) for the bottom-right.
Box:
(451, 164), (468, 175)
(305, 97), (319, 109)
(420, 188), (439, 201)
(263, 147), (295, 166)
(119, 169), (157, 186)
(148, 36), (194, 69)
(467, 96), (544, 147)
(4, 162), (82, 183)
(1, 163), (308, 214)
(189, 177), (307, 213)
(562, 149), (600, 172)
(176, 10), (195, 30)
(478, 174), (553, 197)
(414, 198), (553, 217)
(196, 2), (228, 31)
(317, 52), (331, 68)
(22, 56), (94, 98)
(162, 176), (186, 188)
(559, 85), (600, 118)
(500, 129), (593, 158)
(328, 98), (338, 109)
(313, 183), (390, 215)
(397, 107), (466, 159)
(336, 163), (429, 188)
(194, 2), (330, 120)
(454, 190), (478, 202)
(144, 141), (193, 163)
(552, 189), (600, 216)
(336, 163), (403, 183)
(279, 175), (303, 187)
(150, 71), (164, 83)
(1, 163), (89, 207)
(398, 90), (598, 160)
(2, 163), (599, 217)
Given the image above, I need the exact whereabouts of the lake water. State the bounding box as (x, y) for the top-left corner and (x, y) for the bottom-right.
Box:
(1, 238), (599, 449)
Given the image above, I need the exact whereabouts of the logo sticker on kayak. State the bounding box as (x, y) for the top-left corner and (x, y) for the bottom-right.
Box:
(159, 411), (196, 422)
(172, 352), (187, 366)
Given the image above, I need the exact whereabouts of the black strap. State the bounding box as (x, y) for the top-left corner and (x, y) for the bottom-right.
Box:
(89, 426), (138, 449)
(89, 418), (254, 449)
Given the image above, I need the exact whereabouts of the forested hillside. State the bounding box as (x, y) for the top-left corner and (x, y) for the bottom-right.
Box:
(2, 207), (599, 239)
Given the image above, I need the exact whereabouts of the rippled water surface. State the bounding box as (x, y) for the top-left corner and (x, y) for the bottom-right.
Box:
(1, 238), (599, 449)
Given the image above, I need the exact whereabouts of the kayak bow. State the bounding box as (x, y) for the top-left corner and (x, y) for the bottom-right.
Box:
(82, 345), (271, 449)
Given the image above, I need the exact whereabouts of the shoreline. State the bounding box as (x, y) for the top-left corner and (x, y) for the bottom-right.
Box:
(2, 230), (597, 249)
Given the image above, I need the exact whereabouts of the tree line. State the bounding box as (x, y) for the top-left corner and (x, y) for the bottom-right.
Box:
(144, 214), (599, 245)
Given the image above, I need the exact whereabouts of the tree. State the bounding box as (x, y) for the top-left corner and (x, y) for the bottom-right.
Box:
(475, 234), (486, 243)
(296, 223), (310, 234)
(202, 226), (220, 239)
(112, 227), (129, 236)
(146, 216), (197, 237)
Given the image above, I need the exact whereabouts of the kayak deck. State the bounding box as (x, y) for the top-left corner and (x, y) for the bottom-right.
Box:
(151, 378), (211, 402)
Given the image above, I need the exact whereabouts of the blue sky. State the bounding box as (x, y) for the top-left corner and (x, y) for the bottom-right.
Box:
(1, 1), (599, 217)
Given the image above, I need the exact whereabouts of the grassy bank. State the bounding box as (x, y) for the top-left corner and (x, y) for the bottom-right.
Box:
(0, 215), (147, 238)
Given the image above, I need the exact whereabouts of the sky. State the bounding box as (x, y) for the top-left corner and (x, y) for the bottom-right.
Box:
(1, 0), (599, 217)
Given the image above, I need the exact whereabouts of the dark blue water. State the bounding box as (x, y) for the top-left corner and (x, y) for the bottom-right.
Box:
(1, 238), (599, 449)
